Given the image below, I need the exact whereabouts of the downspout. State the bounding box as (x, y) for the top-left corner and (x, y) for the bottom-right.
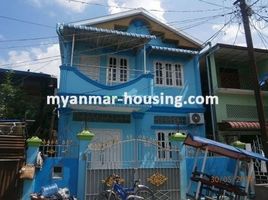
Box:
(70, 34), (75, 66)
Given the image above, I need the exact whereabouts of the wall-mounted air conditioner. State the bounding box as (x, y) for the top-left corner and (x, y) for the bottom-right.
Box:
(189, 113), (204, 124)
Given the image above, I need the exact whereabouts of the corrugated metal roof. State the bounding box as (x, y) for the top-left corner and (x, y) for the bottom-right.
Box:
(58, 23), (156, 39)
(148, 45), (199, 55)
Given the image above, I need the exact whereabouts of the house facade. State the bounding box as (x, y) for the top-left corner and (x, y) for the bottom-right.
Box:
(56, 9), (205, 199)
(22, 9), (209, 200)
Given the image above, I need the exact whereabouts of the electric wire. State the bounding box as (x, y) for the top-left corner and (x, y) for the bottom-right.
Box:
(66, 0), (231, 13)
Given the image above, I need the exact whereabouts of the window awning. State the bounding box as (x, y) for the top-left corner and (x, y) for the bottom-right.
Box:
(184, 134), (268, 162)
(147, 45), (199, 55)
(219, 121), (268, 131)
(57, 23), (156, 50)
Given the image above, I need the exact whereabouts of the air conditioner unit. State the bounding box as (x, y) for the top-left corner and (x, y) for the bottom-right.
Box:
(189, 113), (204, 124)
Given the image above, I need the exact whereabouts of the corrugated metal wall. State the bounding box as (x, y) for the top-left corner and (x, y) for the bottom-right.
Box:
(0, 134), (25, 200)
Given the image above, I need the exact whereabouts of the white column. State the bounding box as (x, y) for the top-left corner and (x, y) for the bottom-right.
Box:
(70, 34), (75, 66)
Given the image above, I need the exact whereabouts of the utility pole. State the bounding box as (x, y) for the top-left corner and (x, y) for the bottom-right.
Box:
(234, 0), (268, 155)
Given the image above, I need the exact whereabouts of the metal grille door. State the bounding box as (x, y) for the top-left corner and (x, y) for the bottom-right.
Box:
(85, 138), (180, 200)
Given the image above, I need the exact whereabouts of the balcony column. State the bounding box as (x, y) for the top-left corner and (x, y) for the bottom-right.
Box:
(143, 44), (146, 73)
(70, 34), (75, 66)
(76, 130), (95, 200)
(22, 137), (42, 200)
(170, 133), (187, 200)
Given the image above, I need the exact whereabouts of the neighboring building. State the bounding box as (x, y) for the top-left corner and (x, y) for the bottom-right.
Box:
(200, 43), (268, 182)
(52, 8), (205, 199)
(0, 68), (57, 138)
(200, 43), (268, 144)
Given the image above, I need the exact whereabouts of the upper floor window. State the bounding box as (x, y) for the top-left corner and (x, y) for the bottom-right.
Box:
(154, 61), (183, 87)
(107, 57), (128, 84)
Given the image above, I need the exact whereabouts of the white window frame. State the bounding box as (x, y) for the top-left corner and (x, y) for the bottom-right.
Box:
(154, 61), (184, 87)
(107, 56), (129, 84)
(156, 130), (176, 160)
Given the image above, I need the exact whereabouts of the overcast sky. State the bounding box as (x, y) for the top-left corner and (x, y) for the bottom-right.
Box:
(0, 0), (267, 78)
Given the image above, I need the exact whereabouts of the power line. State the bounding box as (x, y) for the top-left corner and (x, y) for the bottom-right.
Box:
(198, 0), (232, 9)
(0, 36), (58, 43)
(233, 22), (241, 45)
(0, 56), (61, 68)
(250, 0), (261, 7)
(0, 15), (54, 29)
(201, 14), (236, 46)
(66, 0), (231, 13)
(251, 19), (268, 49)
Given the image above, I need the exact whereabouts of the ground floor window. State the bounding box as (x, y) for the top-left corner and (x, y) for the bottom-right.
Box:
(156, 131), (175, 160)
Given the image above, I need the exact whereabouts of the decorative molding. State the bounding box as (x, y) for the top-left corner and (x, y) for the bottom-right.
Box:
(147, 172), (168, 187)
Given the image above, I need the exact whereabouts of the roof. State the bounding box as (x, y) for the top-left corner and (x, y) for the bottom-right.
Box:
(58, 23), (156, 39)
(0, 68), (57, 79)
(148, 45), (199, 55)
(184, 134), (268, 162)
(208, 43), (268, 64)
(57, 24), (155, 51)
(69, 8), (201, 49)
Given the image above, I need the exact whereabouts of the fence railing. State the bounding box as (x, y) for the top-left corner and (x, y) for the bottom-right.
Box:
(39, 139), (78, 158)
(0, 122), (25, 136)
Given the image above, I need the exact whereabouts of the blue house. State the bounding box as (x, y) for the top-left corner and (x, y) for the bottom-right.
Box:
(26, 9), (207, 200)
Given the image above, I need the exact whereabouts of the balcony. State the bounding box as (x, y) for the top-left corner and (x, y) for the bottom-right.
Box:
(59, 65), (153, 97)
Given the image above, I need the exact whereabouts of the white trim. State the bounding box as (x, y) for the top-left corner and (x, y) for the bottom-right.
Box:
(106, 55), (129, 84)
(90, 128), (122, 169)
(70, 34), (75, 66)
(153, 60), (184, 88)
(70, 8), (201, 47)
(155, 130), (187, 161)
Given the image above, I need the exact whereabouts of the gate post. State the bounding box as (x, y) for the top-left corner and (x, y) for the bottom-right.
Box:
(77, 130), (94, 200)
(170, 133), (187, 200)
(22, 136), (42, 200)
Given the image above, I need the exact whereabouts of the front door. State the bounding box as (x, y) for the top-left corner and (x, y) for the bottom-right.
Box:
(90, 129), (121, 169)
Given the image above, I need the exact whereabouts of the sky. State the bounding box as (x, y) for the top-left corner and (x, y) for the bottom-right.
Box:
(0, 0), (267, 79)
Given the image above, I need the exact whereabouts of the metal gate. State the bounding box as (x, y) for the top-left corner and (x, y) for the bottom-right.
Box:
(85, 138), (180, 200)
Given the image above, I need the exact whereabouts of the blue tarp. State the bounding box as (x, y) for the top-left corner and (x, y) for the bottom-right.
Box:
(184, 134), (268, 162)
(259, 73), (268, 87)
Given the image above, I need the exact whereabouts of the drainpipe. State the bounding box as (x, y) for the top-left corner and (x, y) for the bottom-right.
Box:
(70, 34), (75, 66)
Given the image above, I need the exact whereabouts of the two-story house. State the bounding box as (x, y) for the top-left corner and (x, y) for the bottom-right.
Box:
(201, 43), (268, 183)
(51, 8), (205, 199)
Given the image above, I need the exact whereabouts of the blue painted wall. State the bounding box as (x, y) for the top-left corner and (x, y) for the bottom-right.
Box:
(34, 158), (78, 195)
